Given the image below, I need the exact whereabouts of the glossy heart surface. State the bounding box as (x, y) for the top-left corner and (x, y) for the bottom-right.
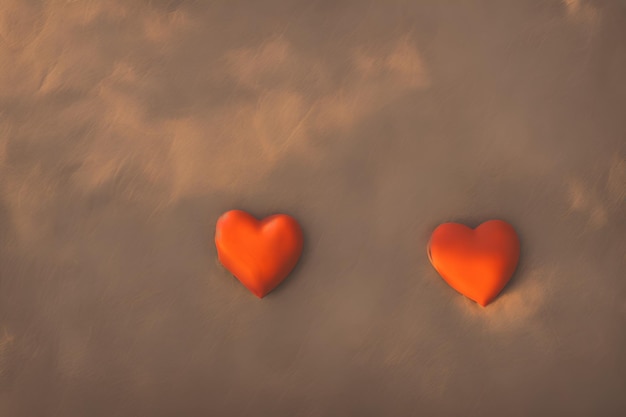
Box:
(428, 220), (520, 306)
(215, 210), (304, 298)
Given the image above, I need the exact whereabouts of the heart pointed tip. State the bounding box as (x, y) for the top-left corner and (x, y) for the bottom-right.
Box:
(476, 298), (491, 307)
(253, 288), (270, 299)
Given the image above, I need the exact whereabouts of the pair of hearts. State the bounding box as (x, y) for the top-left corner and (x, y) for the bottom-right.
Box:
(215, 210), (520, 306)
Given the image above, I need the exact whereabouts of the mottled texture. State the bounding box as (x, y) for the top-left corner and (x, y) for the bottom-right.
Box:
(0, 0), (625, 416)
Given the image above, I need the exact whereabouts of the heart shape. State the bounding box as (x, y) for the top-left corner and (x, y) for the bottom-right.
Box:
(427, 220), (520, 307)
(215, 210), (304, 298)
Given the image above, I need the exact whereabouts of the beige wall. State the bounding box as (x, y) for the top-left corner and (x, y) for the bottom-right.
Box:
(0, 0), (625, 415)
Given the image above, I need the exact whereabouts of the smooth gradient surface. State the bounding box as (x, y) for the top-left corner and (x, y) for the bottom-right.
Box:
(0, 1), (625, 416)
(428, 220), (521, 307)
(215, 210), (303, 298)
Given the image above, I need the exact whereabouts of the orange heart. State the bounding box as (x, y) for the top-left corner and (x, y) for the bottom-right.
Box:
(427, 220), (520, 307)
(215, 210), (304, 298)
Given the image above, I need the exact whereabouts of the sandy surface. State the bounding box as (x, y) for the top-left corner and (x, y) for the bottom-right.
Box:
(0, 0), (625, 416)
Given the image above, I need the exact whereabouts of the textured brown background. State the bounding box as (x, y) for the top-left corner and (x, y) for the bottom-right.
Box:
(1, 0), (625, 416)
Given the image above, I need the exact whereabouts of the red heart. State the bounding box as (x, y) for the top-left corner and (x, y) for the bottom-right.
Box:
(215, 210), (304, 298)
(427, 220), (520, 307)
